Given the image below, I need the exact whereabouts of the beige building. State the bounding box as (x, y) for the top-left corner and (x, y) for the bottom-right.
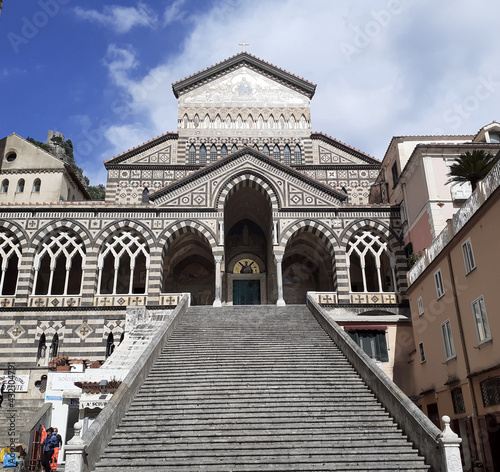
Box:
(371, 123), (500, 257)
(407, 159), (500, 472)
(0, 133), (89, 204)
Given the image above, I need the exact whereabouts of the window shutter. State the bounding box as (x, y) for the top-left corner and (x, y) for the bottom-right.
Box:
(376, 333), (389, 362)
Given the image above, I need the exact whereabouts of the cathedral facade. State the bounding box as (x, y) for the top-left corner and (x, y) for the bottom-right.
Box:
(0, 53), (408, 410)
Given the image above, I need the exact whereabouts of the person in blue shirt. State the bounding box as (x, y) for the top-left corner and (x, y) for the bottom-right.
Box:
(41, 427), (58, 472)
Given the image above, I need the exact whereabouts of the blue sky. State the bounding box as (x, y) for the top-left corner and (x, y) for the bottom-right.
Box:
(1, 0), (500, 185)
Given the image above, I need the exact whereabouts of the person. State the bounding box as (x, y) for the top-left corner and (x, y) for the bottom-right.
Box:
(53, 428), (62, 447)
(40, 427), (58, 472)
(0, 381), (6, 408)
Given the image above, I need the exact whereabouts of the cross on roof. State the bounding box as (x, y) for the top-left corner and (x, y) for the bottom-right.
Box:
(239, 40), (250, 52)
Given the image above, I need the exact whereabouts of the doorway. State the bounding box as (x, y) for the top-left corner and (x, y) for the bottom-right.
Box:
(233, 280), (260, 305)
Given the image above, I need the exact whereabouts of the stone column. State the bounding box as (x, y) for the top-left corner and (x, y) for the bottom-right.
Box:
(274, 254), (286, 306)
(213, 255), (223, 307)
(438, 415), (463, 472)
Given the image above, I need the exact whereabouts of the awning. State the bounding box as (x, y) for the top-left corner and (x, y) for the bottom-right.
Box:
(343, 325), (387, 332)
(79, 393), (112, 409)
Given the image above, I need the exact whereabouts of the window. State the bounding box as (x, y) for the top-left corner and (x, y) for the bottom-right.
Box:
(427, 403), (440, 428)
(231, 144), (238, 153)
(400, 200), (408, 223)
(451, 388), (466, 414)
(34, 231), (85, 296)
(262, 144), (270, 156)
(472, 296), (491, 343)
(199, 144), (207, 165)
(1, 179), (9, 193)
(106, 332), (115, 358)
(220, 144), (228, 157)
(434, 269), (445, 299)
(37, 333), (47, 365)
(98, 230), (149, 295)
(5, 152), (17, 162)
(273, 145), (280, 160)
(294, 145), (302, 164)
(419, 342), (426, 363)
(441, 319), (456, 361)
(210, 144), (217, 162)
(17, 179), (25, 193)
(462, 239), (476, 274)
(0, 231), (21, 295)
(417, 296), (424, 316)
(346, 230), (395, 293)
(481, 377), (500, 407)
(141, 188), (149, 204)
(348, 330), (389, 362)
(188, 144), (196, 164)
(33, 178), (41, 192)
(391, 162), (399, 187)
(283, 145), (291, 165)
(50, 333), (59, 358)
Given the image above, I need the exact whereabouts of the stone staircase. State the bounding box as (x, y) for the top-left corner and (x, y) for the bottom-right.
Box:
(93, 305), (430, 471)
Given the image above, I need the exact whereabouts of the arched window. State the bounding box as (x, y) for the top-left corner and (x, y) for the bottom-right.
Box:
(253, 143), (259, 151)
(290, 115), (296, 129)
(98, 230), (150, 295)
(119, 332), (125, 344)
(210, 144), (217, 162)
(106, 332), (115, 358)
(273, 145), (280, 161)
(33, 231), (86, 296)
(193, 114), (200, 128)
(294, 145), (302, 165)
(283, 145), (291, 165)
(50, 333), (59, 358)
(346, 231), (396, 293)
(231, 144), (238, 153)
(236, 115), (243, 128)
(257, 115), (264, 129)
(0, 231), (21, 295)
(199, 144), (207, 165)
(204, 114), (210, 129)
(214, 115), (221, 128)
(17, 179), (25, 193)
(225, 115), (232, 129)
(37, 333), (47, 365)
(142, 188), (149, 204)
(248, 115), (254, 129)
(221, 144), (228, 157)
(279, 115), (285, 129)
(268, 115), (275, 129)
(33, 179), (41, 192)
(262, 144), (270, 156)
(183, 114), (189, 129)
(188, 144), (196, 164)
(1, 179), (9, 193)
(300, 115), (307, 129)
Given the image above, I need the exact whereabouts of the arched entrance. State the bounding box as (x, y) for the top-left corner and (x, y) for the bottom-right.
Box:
(223, 183), (273, 305)
(162, 232), (215, 305)
(282, 230), (335, 304)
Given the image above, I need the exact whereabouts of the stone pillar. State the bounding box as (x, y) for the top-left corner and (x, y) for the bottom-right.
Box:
(438, 415), (463, 472)
(64, 421), (85, 472)
(218, 221), (224, 246)
(274, 254), (285, 306)
(273, 221), (278, 245)
(213, 255), (222, 307)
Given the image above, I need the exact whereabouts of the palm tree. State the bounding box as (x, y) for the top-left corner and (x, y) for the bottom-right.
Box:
(447, 150), (500, 191)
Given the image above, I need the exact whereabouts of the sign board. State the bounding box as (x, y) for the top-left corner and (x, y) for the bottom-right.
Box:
(0, 375), (30, 392)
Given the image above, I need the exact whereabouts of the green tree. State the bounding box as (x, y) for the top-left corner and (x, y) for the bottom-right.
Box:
(446, 150), (500, 191)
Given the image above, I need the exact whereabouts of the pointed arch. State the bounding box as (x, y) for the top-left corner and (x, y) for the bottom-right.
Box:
(273, 144), (280, 161)
(258, 115), (264, 129)
(268, 115), (275, 129)
(225, 114), (232, 129)
(50, 333), (59, 358)
(294, 144), (302, 165)
(159, 220), (217, 251)
(262, 144), (270, 156)
(279, 114), (285, 129)
(214, 114), (221, 128)
(17, 179), (25, 193)
(199, 144), (207, 165)
(204, 114), (211, 129)
(290, 115), (296, 129)
(1, 179), (9, 193)
(193, 114), (200, 128)
(279, 220), (339, 256)
(188, 144), (196, 164)
(247, 114), (254, 129)
(221, 144), (228, 157)
(106, 332), (115, 358)
(210, 144), (217, 163)
(236, 114), (243, 128)
(231, 143), (238, 153)
(183, 114), (189, 129)
(283, 145), (291, 165)
(0, 229), (22, 295)
(299, 115), (307, 129)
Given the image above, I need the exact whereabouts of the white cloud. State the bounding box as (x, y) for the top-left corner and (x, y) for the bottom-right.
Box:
(164, 0), (187, 25)
(103, 44), (138, 88)
(74, 3), (157, 34)
(96, 0), (500, 163)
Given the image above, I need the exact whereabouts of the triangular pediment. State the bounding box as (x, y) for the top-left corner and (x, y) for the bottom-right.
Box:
(312, 133), (380, 165)
(172, 53), (316, 100)
(150, 147), (346, 209)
